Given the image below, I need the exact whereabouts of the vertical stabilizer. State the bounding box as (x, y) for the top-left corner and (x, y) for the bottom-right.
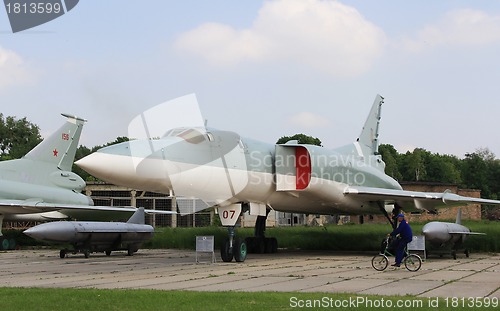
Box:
(456, 208), (462, 225)
(357, 94), (384, 156)
(23, 114), (86, 171)
(127, 207), (145, 224)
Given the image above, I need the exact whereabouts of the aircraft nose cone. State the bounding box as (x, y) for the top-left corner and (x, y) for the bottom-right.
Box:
(76, 151), (142, 187)
(76, 152), (113, 179)
(76, 144), (176, 193)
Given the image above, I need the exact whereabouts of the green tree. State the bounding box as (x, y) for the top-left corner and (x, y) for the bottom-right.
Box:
(0, 113), (42, 160)
(425, 154), (462, 184)
(461, 152), (489, 195)
(401, 148), (430, 181)
(72, 145), (92, 181)
(378, 144), (402, 180)
(276, 134), (322, 146)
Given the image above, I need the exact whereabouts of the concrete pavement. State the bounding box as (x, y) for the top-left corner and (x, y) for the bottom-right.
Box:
(0, 249), (498, 298)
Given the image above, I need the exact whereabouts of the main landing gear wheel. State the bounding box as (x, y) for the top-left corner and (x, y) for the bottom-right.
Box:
(59, 250), (66, 259)
(265, 237), (278, 253)
(0, 237), (10, 250)
(105, 250), (112, 256)
(371, 254), (389, 271)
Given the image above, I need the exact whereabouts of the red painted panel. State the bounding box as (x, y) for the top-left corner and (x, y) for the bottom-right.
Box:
(295, 147), (311, 190)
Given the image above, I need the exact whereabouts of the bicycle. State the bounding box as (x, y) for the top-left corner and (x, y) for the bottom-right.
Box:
(371, 235), (422, 272)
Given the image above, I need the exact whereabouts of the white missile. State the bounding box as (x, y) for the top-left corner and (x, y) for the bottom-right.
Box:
(422, 208), (485, 259)
(24, 207), (154, 258)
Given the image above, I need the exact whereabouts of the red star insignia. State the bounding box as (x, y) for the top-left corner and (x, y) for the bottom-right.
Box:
(53, 149), (58, 157)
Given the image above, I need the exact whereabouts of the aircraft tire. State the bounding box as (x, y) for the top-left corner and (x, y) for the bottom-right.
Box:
(84, 250), (90, 258)
(60, 250), (66, 259)
(270, 238), (278, 253)
(8, 238), (16, 250)
(371, 254), (388, 271)
(264, 238), (278, 253)
(105, 250), (112, 256)
(244, 237), (255, 253)
(264, 238), (273, 253)
(0, 237), (8, 250)
(233, 239), (247, 262)
(254, 237), (265, 254)
(220, 238), (234, 262)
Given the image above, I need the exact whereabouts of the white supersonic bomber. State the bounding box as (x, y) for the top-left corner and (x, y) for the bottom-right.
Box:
(76, 95), (500, 262)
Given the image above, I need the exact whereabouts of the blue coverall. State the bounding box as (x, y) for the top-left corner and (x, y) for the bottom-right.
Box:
(390, 219), (413, 265)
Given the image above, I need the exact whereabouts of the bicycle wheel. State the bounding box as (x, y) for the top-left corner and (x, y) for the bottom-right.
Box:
(371, 254), (389, 271)
(404, 254), (422, 272)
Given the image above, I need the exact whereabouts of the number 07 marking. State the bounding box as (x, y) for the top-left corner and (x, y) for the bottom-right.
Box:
(218, 205), (241, 226)
(222, 210), (236, 219)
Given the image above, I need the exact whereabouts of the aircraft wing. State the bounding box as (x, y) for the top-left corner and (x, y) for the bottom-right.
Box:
(0, 199), (176, 215)
(344, 186), (500, 212)
(449, 231), (486, 235)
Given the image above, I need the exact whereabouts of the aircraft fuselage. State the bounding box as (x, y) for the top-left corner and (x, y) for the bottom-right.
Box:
(0, 159), (92, 216)
(77, 128), (402, 216)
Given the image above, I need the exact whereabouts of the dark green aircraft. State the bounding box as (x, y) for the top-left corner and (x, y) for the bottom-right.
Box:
(0, 114), (173, 250)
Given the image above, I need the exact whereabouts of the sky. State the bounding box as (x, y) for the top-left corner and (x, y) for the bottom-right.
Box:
(1, 0), (500, 158)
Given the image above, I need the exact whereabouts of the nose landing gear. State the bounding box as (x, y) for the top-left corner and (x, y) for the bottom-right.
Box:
(220, 226), (248, 262)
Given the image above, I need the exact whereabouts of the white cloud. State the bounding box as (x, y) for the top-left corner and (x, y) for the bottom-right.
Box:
(175, 0), (387, 77)
(401, 9), (500, 52)
(288, 111), (329, 128)
(0, 46), (31, 90)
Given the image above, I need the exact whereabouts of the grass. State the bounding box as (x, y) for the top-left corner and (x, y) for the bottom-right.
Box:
(0, 288), (492, 311)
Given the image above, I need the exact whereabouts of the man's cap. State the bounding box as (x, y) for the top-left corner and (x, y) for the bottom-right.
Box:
(397, 213), (405, 218)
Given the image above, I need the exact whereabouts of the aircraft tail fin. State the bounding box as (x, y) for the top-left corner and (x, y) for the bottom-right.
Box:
(456, 207), (462, 225)
(127, 207), (145, 224)
(356, 94), (384, 156)
(23, 114), (86, 171)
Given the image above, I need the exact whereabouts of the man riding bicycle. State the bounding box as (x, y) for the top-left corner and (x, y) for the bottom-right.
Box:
(390, 213), (413, 267)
